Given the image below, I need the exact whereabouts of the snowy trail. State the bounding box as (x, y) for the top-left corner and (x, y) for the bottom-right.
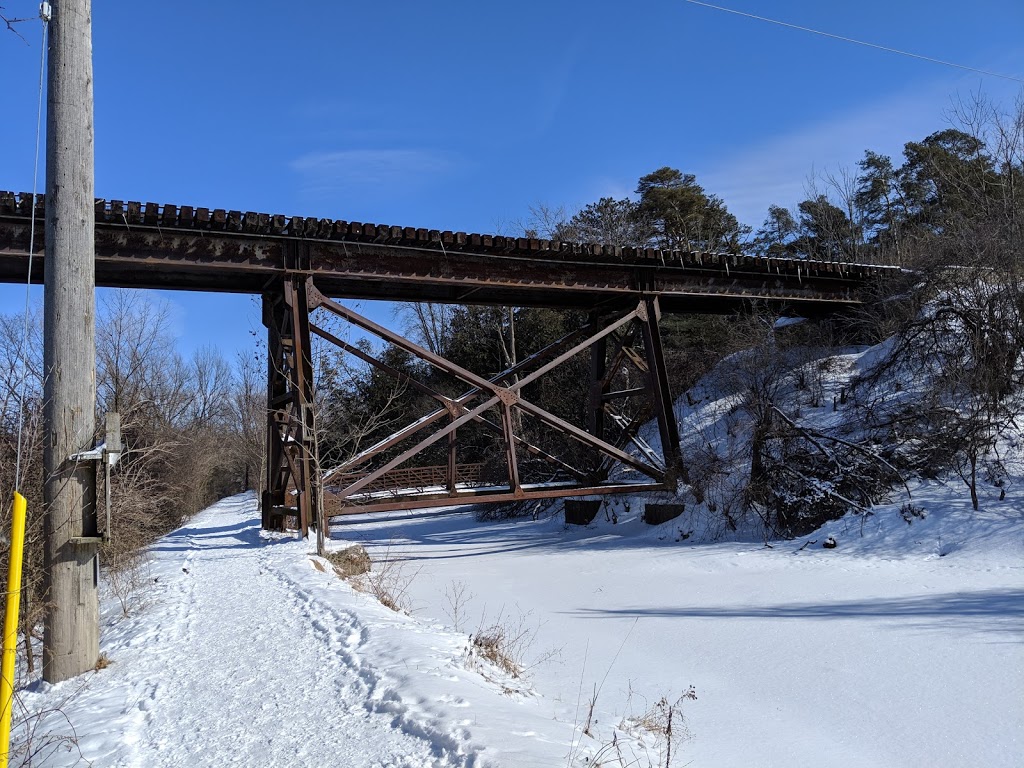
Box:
(15, 495), (480, 767)
(120, 505), (452, 767)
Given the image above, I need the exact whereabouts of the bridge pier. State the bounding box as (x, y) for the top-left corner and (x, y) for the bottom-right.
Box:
(262, 276), (318, 537)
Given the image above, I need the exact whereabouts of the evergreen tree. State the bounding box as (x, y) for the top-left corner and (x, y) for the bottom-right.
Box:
(562, 197), (652, 247)
(636, 167), (746, 252)
(900, 128), (997, 233)
(750, 204), (798, 257)
(855, 150), (906, 260)
(794, 195), (856, 260)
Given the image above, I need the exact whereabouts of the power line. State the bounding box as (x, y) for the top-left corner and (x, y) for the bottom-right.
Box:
(684, 0), (1024, 85)
(15, 9), (49, 491)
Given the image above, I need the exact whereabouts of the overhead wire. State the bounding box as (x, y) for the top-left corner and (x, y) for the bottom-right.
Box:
(683, 0), (1024, 85)
(14, 10), (50, 491)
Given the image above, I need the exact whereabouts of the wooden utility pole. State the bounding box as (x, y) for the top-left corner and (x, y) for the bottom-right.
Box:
(42, 0), (99, 683)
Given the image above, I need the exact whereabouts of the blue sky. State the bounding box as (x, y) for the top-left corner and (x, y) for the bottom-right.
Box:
(2, 0), (1022, 361)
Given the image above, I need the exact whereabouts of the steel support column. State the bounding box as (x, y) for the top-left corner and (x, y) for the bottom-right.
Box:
(262, 276), (317, 536)
(638, 296), (683, 481)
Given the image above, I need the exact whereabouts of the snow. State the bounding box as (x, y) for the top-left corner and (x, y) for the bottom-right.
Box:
(13, 496), (486, 766)
(9, 334), (1024, 767)
(338, 492), (1024, 768)
(11, 485), (1022, 767)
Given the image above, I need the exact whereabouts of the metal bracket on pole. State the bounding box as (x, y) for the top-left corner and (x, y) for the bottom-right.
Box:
(68, 413), (121, 545)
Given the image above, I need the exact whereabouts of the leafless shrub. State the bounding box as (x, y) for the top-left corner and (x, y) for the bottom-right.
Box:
(100, 546), (150, 617)
(569, 683), (697, 768)
(475, 497), (558, 522)
(619, 688), (698, 768)
(442, 580), (474, 632)
(466, 607), (557, 684)
(10, 680), (91, 767)
(352, 543), (417, 613)
(0, 310), (47, 676)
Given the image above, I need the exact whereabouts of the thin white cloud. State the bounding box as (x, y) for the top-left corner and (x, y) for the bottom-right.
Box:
(534, 33), (586, 137)
(290, 148), (455, 196)
(557, 81), (974, 228)
(586, 176), (635, 203)
(700, 80), (996, 227)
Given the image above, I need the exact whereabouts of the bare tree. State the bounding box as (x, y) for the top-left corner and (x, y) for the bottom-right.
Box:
(228, 351), (265, 492)
(821, 165), (866, 263)
(96, 292), (243, 562)
(0, 309), (46, 672)
(393, 302), (454, 357)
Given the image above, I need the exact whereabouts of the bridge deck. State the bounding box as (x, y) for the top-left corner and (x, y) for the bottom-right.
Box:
(0, 191), (896, 312)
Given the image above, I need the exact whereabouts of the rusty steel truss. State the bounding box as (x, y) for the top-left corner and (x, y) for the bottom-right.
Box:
(262, 278), (319, 534)
(263, 277), (686, 533)
(0, 192), (899, 535)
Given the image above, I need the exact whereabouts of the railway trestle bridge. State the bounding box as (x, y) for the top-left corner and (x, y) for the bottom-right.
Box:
(0, 191), (896, 537)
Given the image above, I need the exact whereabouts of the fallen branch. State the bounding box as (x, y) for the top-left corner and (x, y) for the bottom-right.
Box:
(769, 404), (914, 501)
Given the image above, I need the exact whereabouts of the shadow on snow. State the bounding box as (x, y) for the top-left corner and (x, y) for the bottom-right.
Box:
(568, 588), (1024, 638)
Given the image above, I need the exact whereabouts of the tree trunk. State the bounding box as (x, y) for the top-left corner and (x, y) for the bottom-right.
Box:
(969, 452), (979, 511)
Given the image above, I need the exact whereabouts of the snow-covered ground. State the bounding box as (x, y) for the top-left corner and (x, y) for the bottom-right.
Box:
(11, 332), (1024, 766)
(11, 483), (1022, 767)
(338, 485), (1024, 768)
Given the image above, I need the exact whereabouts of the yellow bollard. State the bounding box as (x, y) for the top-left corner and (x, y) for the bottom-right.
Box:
(0, 492), (27, 768)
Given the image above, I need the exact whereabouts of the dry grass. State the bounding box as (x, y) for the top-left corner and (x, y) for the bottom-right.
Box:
(471, 624), (523, 678)
(617, 688), (698, 768)
(317, 542), (413, 613)
(349, 543), (416, 613)
(571, 688), (698, 768)
(322, 545), (371, 579)
(467, 608), (558, 685)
